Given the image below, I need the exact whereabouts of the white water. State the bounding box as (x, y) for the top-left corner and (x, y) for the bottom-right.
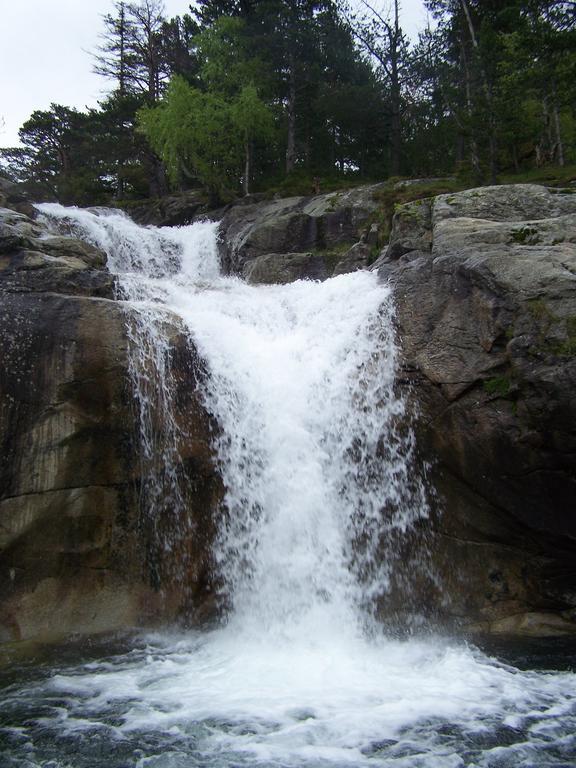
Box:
(18, 204), (574, 767)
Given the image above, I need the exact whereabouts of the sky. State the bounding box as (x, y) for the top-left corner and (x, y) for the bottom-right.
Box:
(0, 0), (429, 148)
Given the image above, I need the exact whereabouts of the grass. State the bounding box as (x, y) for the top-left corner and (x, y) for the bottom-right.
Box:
(263, 171), (367, 199)
(498, 164), (576, 188)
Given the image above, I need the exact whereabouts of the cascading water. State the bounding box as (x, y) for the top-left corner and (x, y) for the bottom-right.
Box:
(1, 206), (574, 768)
(36, 203), (432, 636)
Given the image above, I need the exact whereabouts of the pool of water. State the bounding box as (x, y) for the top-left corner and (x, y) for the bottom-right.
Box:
(1, 631), (575, 768)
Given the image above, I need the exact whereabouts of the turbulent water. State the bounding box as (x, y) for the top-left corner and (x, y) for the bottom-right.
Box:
(1, 206), (574, 768)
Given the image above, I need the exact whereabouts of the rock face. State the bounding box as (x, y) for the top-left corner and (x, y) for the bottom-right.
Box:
(0, 177), (36, 218)
(244, 251), (330, 284)
(218, 184), (384, 282)
(2, 180), (575, 642)
(0, 204), (220, 644)
(379, 185), (576, 635)
(121, 190), (209, 227)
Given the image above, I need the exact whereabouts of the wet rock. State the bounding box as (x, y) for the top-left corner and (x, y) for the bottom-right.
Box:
(0, 177), (36, 218)
(333, 242), (371, 276)
(218, 183), (386, 276)
(0, 208), (113, 298)
(382, 184), (576, 635)
(121, 190), (209, 227)
(244, 251), (329, 284)
(0, 208), (221, 644)
(474, 612), (576, 637)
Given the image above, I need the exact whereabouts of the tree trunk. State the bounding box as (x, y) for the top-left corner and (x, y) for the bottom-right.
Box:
(286, 52), (296, 174)
(390, 79), (402, 176)
(119, 2), (127, 97)
(460, 42), (481, 180)
(551, 84), (565, 167)
(488, 83), (498, 185)
(459, 0), (497, 182)
(146, 151), (168, 197)
(512, 143), (520, 174)
(243, 141), (251, 196)
(389, 0), (402, 176)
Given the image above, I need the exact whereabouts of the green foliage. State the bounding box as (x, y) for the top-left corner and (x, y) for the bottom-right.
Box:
(4, 0), (576, 206)
(230, 85), (276, 146)
(138, 76), (275, 199)
(265, 170), (365, 198)
(196, 17), (268, 96)
(139, 77), (238, 198)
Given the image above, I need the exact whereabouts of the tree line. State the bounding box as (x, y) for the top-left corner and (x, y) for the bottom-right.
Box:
(1, 0), (574, 205)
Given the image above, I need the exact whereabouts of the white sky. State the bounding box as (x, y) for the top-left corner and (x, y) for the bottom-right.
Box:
(0, 0), (429, 148)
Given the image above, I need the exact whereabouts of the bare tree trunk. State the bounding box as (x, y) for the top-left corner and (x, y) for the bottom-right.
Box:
(460, 42), (481, 180)
(389, 0), (402, 176)
(456, 132), (466, 166)
(459, 0), (478, 47)
(551, 84), (565, 167)
(117, 1), (126, 198)
(487, 82), (498, 184)
(460, 0), (497, 182)
(512, 143), (520, 173)
(243, 141), (251, 196)
(286, 53), (296, 174)
(119, 2), (127, 97)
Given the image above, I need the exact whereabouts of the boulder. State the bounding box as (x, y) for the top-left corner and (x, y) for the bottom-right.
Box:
(381, 184), (576, 634)
(121, 190), (209, 227)
(218, 183), (386, 276)
(333, 242), (372, 276)
(244, 251), (329, 284)
(0, 207), (114, 298)
(0, 177), (36, 218)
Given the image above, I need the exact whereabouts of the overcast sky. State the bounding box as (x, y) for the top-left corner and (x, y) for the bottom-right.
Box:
(0, 0), (429, 148)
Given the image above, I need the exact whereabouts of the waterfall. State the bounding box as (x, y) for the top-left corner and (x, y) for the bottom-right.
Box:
(3, 205), (573, 768)
(38, 204), (431, 634)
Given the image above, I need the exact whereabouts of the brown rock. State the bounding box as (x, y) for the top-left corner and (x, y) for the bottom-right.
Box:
(0, 208), (221, 644)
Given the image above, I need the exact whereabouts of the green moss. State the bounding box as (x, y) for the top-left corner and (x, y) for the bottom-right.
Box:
(511, 226), (541, 245)
(367, 244), (381, 266)
(525, 303), (576, 357)
(552, 316), (576, 356)
(527, 298), (555, 323)
(369, 177), (468, 243)
(483, 375), (513, 397)
(326, 193), (341, 211)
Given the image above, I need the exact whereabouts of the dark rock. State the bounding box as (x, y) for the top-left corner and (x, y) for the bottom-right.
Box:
(333, 242), (371, 276)
(121, 190), (209, 227)
(244, 251), (329, 284)
(382, 184), (576, 635)
(0, 177), (37, 218)
(218, 183), (386, 276)
(0, 207), (221, 643)
(0, 209), (114, 299)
